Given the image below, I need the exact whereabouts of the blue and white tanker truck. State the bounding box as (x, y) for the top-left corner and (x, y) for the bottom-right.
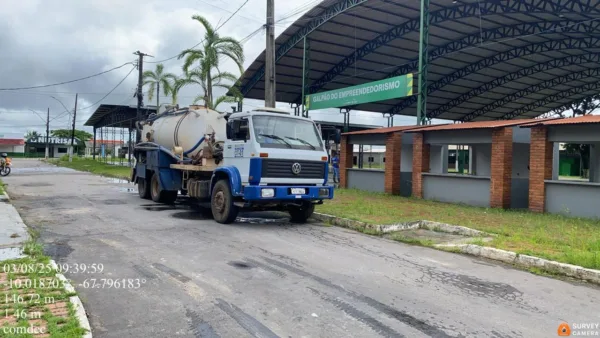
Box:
(131, 106), (334, 224)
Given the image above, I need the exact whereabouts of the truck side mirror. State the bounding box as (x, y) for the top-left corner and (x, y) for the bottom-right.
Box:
(226, 122), (233, 139)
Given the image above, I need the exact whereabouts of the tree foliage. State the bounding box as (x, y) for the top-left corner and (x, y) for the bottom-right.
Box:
(25, 130), (42, 142)
(177, 15), (244, 110)
(51, 129), (92, 143)
(142, 63), (178, 109)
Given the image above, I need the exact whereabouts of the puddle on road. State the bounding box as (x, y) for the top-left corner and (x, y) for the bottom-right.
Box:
(104, 177), (130, 184)
(11, 167), (75, 174)
(120, 187), (136, 193)
(21, 182), (54, 187)
(0, 247), (25, 260)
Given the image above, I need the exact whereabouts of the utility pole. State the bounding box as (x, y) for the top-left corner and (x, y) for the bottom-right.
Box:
(69, 94), (78, 162)
(45, 108), (49, 160)
(265, 0), (276, 108)
(133, 51), (153, 142)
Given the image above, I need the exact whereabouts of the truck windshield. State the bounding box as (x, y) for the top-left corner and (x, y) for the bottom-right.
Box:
(252, 115), (323, 151)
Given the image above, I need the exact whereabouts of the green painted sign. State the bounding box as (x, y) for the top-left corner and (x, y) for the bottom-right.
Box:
(305, 74), (413, 111)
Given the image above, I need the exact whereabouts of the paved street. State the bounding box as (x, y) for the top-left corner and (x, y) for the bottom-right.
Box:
(3, 159), (599, 338)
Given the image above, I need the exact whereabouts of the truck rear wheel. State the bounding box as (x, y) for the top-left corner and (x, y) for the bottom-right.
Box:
(211, 180), (239, 224)
(151, 173), (178, 204)
(138, 177), (150, 199)
(289, 202), (315, 223)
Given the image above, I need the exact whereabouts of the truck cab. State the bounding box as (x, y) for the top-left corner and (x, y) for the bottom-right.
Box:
(211, 107), (333, 222)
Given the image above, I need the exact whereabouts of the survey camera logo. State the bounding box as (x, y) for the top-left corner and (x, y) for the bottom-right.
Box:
(558, 323), (571, 336)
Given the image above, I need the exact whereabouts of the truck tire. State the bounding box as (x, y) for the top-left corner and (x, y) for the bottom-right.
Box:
(289, 202), (315, 223)
(137, 177), (151, 199)
(150, 173), (178, 204)
(211, 180), (239, 224)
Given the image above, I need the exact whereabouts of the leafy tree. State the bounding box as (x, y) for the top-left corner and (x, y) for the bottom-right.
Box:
(51, 129), (92, 142)
(169, 78), (187, 105)
(177, 15), (244, 110)
(143, 63), (177, 110)
(25, 130), (42, 142)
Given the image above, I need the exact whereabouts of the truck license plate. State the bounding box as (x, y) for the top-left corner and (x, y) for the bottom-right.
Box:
(291, 188), (305, 195)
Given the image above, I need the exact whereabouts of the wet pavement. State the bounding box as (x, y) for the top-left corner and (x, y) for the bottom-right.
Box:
(3, 159), (600, 338)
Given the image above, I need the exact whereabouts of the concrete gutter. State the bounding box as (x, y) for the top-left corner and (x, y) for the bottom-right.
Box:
(1, 188), (93, 337)
(312, 212), (600, 285)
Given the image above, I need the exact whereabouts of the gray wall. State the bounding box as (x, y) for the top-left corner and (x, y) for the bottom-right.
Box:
(400, 172), (412, 197)
(547, 124), (600, 143)
(512, 126), (531, 143)
(347, 169), (385, 192)
(545, 181), (600, 219)
(472, 144), (491, 176)
(424, 129), (492, 145)
(347, 134), (386, 145)
(511, 143), (530, 209)
(430, 145), (445, 174)
(422, 174), (491, 207)
(401, 144), (413, 171)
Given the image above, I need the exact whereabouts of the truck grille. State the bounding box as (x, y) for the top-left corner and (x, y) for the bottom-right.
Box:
(261, 159), (325, 179)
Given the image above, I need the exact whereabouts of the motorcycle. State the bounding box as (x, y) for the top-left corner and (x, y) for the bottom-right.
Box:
(0, 157), (11, 176)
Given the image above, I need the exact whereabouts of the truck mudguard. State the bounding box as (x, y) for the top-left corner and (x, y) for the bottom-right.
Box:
(211, 166), (243, 196)
(158, 168), (182, 191)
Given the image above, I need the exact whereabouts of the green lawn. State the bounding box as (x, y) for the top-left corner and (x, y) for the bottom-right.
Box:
(49, 157), (131, 180)
(317, 188), (600, 270)
(0, 240), (87, 337)
(0, 179), (4, 195)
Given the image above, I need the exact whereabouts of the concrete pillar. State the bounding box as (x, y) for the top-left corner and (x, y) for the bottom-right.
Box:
(339, 135), (353, 188)
(412, 133), (430, 198)
(552, 143), (560, 180)
(384, 132), (402, 194)
(590, 144), (600, 183)
(469, 145), (475, 175)
(529, 126), (553, 212)
(441, 145), (448, 174)
(490, 127), (513, 209)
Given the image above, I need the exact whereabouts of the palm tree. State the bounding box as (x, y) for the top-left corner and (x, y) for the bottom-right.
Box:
(142, 63), (177, 110)
(177, 15), (244, 110)
(25, 130), (41, 142)
(169, 78), (186, 105)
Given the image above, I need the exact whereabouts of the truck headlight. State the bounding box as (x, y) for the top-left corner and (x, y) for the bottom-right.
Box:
(319, 188), (330, 197)
(261, 188), (275, 198)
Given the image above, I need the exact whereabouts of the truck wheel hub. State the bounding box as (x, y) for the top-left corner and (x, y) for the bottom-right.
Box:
(214, 191), (225, 212)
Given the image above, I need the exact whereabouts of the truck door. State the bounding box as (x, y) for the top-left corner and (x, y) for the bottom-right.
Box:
(224, 117), (253, 184)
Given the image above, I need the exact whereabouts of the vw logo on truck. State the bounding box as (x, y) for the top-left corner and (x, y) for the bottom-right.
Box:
(291, 162), (302, 175)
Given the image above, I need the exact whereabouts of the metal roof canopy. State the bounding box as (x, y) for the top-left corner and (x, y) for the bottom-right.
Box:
(84, 104), (157, 129)
(239, 0), (600, 122)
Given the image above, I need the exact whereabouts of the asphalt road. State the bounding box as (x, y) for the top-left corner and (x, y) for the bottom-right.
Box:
(3, 159), (599, 338)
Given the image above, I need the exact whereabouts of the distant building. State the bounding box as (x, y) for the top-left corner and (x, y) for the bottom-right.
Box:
(26, 136), (76, 158)
(84, 139), (124, 157)
(0, 133), (25, 154)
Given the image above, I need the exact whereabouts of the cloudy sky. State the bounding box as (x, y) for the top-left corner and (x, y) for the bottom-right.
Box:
(0, 0), (417, 137)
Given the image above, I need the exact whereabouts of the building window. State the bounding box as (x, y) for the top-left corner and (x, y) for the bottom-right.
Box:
(383, 157), (386, 163)
(36, 148), (45, 153)
(368, 156), (374, 163)
(353, 156), (357, 165)
(57, 147), (67, 153)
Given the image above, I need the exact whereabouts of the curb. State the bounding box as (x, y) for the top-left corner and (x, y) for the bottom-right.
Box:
(1, 187), (92, 337)
(50, 260), (93, 338)
(312, 212), (600, 285)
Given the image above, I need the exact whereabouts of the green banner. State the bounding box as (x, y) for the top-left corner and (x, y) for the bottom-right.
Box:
(305, 74), (413, 111)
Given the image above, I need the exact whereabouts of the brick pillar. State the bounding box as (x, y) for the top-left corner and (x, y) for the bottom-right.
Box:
(339, 135), (354, 188)
(412, 132), (430, 198)
(384, 132), (402, 194)
(490, 127), (513, 209)
(529, 126), (553, 212)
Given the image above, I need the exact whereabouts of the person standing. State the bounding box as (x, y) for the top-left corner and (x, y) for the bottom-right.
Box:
(331, 151), (340, 183)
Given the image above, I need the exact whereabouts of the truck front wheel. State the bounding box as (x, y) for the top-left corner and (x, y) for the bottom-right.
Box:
(138, 177), (151, 199)
(151, 173), (178, 204)
(211, 180), (239, 224)
(289, 202), (315, 223)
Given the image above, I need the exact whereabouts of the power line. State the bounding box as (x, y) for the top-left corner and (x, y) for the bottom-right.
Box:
(0, 62), (134, 91)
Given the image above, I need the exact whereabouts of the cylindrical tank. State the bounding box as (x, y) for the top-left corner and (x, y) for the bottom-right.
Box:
(141, 107), (227, 157)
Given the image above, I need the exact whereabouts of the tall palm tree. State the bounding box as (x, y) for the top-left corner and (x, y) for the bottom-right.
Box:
(177, 15), (244, 110)
(142, 63), (177, 110)
(169, 78), (187, 105)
